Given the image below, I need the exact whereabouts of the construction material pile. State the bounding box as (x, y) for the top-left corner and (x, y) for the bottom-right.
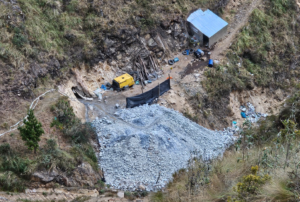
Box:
(132, 54), (162, 87)
(92, 105), (235, 191)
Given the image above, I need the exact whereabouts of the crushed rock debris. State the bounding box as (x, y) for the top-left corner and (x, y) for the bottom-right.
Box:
(92, 104), (235, 191)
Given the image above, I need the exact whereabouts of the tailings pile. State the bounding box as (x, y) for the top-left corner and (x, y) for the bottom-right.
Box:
(92, 105), (235, 191)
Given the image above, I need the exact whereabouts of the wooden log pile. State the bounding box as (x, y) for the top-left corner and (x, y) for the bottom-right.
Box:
(132, 54), (161, 86)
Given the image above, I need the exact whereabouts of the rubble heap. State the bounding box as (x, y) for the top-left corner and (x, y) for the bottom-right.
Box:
(92, 104), (235, 191)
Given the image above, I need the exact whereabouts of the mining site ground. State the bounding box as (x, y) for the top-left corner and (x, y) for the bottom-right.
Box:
(0, 0), (294, 201)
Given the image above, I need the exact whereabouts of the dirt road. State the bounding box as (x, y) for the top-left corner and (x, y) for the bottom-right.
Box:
(211, 0), (263, 60)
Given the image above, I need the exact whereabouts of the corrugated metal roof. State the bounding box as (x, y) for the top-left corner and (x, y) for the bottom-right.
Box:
(187, 9), (228, 38)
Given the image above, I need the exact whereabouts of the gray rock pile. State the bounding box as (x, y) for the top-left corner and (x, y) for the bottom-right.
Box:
(92, 105), (235, 191)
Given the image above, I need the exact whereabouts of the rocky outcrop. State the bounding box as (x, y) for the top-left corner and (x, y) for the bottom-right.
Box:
(72, 68), (95, 98)
(31, 162), (102, 188)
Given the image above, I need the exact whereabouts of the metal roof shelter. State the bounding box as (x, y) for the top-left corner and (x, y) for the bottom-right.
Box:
(187, 9), (228, 47)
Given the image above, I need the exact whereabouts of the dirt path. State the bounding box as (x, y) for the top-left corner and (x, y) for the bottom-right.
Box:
(0, 190), (149, 202)
(211, 0), (262, 60)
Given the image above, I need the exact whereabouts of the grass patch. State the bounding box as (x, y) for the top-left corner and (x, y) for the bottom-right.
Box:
(203, 0), (299, 99)
(50, 97), (99, 171)
(0, 172), (26, 192)
(152, 87), (300, 201)
(38, 139), (76, 173)
(71, 196), (91, 202)
(0, 144), (30, 175)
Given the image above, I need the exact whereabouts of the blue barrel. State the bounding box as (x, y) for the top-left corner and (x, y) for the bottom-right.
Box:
(197, 49), (204, 55)
(174, 57), (179, 63)
(208, 59), (213, 67)
(186, 49), (190, 55)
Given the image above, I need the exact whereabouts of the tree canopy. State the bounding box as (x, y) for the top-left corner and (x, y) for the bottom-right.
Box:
(18, 109), (44, 154)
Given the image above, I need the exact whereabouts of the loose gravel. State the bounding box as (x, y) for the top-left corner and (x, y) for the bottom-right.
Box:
(92, 104), (235, 191)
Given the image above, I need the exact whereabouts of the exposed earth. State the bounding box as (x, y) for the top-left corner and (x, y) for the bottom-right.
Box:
(0, 0), (295, 201)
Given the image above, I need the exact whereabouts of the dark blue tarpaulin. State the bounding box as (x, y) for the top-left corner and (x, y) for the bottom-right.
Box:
(126, 79), (171, 108)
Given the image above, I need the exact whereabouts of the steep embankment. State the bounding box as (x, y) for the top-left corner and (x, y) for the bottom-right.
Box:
(0, 0), (227, 129)
(0, 0), (299, 200)
(150, 1), (300, 201)
(187, 0), (300, 129)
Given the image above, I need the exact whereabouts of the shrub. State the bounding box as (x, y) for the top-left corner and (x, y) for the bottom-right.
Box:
(95, 180), (106, 189)
(12, 27), (28, 48)
(0, 144), (29, 175)
(0, 172), (26, 192)
(124, 191), (135, 200)
(51, 97), (77, 130)
(50, 98), (99, 172)
(39, 139), (76, 173)
(70, 144), (98, 171)
(229, 166), (271, 201)
(65, 122), (96, 144)
(151, 191), (164, 202)
(51, 97), (96, 144)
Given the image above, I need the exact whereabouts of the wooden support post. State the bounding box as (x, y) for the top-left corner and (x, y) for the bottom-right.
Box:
(140, 56), (149, 80)
(150, 56), (157, 71)
(153, 54), (160, 70)
(158, 82), (160, 99)
(138, 70), (144, 88)
(138, 57), (145, 79)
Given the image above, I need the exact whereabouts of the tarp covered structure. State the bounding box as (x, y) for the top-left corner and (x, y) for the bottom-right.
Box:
(126, 79), (171, 108)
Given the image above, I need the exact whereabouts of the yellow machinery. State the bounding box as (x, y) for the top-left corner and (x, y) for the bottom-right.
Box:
(112, 73), (135, 91)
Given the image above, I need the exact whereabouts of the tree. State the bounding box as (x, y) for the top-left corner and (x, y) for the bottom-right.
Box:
(18, 109), (44, 154)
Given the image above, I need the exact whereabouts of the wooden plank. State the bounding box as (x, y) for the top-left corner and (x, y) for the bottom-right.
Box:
(139, 56), (149, 80)
(138, 70), (145, 88)
(150, 56), (157, 71)
(149, 56), (155, 71)
(152, 55), (159, 71)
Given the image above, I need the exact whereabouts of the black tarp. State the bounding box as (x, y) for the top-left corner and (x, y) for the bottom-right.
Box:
(126, 79), (171, 108)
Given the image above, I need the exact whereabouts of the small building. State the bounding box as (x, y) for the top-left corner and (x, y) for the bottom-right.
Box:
(187, 9), (228, 47)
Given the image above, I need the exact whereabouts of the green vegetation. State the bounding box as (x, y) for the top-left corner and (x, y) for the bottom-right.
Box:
(18, 109), (44, 154)
(150, 88), (300, 202)
(51, 97), (95, 144)
(12, 26), (28, 49)
(0, 172), (26, 192)
(51, 96), (99, 170)
(38, 139), (76, 173)
(228, 166), (271, 201)
(0, 97), (100, 192)
(0, 144), (28, 192)
(17, 199), (67, 202)
(203, 0), (298, 98)
(71, 196), (91, 202)
(0, 0), (95, 66)
(0, 0), (223, 68)
(0, 144), (29, 175)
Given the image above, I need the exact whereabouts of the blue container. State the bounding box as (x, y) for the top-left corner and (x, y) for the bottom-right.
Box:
(101, 84), (107, 90)
(186, 49), (190, 55)
(208, 59), (213, 67)
(197, 49), (204, 55)
(174, 57), (179, 63)
(241, 112), (247, 118)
